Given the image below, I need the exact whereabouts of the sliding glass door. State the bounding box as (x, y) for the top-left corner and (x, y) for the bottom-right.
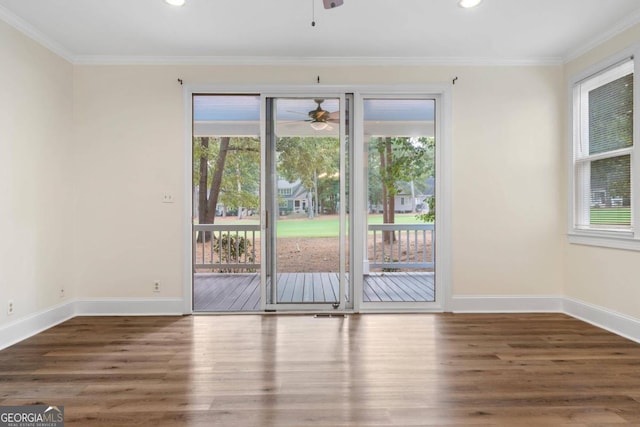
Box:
(359, 96), (438, 310)
(262, 95), (352, 311)
(188, 88), (446, 313)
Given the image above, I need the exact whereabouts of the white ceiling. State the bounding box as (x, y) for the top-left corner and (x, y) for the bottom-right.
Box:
(1, 0), (640, 64)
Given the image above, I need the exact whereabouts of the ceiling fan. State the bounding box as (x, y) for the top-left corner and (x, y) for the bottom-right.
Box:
(322, 0), (344, 8)
(282, 99), (339, 131)
(307, 99), (339, 130)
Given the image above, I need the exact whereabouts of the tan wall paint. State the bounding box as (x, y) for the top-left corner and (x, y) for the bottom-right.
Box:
(565, 23), (640, 318)
(72, 64), (565, 299)
(0, 20), (74, 327)
(450, 66), (566, 296)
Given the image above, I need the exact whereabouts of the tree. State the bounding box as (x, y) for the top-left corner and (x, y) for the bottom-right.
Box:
(370, 136), (435, 241)
(217, 138), (260, 217)
(193, 136), (259, 241)
(276, 136), (340, 219)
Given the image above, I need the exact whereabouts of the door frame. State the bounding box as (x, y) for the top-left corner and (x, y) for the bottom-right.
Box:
(182, 84), (452, 315)
(355, 92), (447, 312)
(261, 93), (351, 312)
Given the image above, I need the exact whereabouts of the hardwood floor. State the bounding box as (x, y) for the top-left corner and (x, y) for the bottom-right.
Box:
(1, 314), (640, 426)
(194, 272), (435, 311)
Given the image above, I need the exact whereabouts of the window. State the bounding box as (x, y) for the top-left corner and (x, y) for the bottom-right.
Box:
(570, 53), (639, 249)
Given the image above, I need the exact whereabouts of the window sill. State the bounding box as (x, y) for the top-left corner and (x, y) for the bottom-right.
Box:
(568, 232), (640, 251)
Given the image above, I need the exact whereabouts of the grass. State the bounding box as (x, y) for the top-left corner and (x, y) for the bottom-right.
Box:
(212, 213), (430, 238)
(590, 207), (631, 225)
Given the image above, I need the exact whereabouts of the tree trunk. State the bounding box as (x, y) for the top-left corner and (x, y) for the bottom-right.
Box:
(197, 137), (210, 242)
(380, 138), (395, 244)
(381, 138), (396, 243)
(205, 137), (230, 225)
(307, 190), (314, 219)
(236, 166), (243, 220)
(380, 147), (388, 224)
(314, 170), (319, 216)
(386, 138), (396, 228)
(410, 181), (416, 213)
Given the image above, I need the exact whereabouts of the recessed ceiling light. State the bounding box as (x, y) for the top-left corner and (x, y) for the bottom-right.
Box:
(165, 0), (185, 6)
(458, 0), (483, 8)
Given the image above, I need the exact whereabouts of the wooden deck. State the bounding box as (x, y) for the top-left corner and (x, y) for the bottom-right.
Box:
(194, 272), (435, 312)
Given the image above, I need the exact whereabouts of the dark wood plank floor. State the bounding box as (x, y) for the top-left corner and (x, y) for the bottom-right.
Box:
(194, 272), (435, 311)
(1, 314), (640, 426)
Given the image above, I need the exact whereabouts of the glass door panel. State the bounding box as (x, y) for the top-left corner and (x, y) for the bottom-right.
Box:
(362, 98), (437, 308)
(192, 94), (262, 312)
(264, 96), (349, 310)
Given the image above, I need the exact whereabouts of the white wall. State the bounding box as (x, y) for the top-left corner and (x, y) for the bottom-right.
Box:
(5, 3), (640, 344)
(0, 13), (569, 325)
(72, 66), (185, 298)
(450, 66), (565, 297)
(564, 23), (640, 319)
(0, 20), (73, 328)
(72, 64), (566, 301)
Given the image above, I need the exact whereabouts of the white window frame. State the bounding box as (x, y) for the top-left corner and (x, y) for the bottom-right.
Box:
(568, 45), (640, 251)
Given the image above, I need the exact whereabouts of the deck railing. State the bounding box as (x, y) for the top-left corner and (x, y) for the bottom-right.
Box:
(194, 222), (432, 272)
(368, 223), (434, 270)
(193, 224), (260, 271)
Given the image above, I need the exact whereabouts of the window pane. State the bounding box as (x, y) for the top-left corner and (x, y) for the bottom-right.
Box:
(363, 99), (436, 303)
(589, 73), (633, 155)
(589, 155), (631, 227)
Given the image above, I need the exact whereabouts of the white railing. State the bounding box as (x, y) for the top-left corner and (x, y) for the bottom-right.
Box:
(193, 224), (260, 271)
(368, 223), (434, 270)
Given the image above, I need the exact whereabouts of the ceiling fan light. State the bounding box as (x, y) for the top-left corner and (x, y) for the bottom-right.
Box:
(458, 0), (482, 8)
(310, 121), (329, 131)
(165, 0), (185, 6)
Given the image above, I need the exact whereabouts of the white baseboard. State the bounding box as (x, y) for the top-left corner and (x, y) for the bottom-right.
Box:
(0, 297), (185, 351)
(450, 295), (564, 313)
(0, 301), (76, 351)
(564, 297), (640, 344)
(2, 295), (639, 351)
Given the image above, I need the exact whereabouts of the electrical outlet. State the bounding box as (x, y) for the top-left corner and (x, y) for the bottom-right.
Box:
(60, 287), (65, 299)
(153, 281), (160, 293)
(162, 193), (174, 203)
(7, 300), (14, 315)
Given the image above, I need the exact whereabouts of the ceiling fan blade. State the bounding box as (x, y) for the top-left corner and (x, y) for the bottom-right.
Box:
(286, 110), (309, 117)
(314, 110), (330, 121)
(278, 120), (310, 127)
(322, 0), (344, 9)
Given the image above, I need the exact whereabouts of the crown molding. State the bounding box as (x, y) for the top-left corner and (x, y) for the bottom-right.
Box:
(0, 4), (75, 63)
(73, 54), (563, 67)
(11, 0), (638, 68)
(564, 7), (640, 63)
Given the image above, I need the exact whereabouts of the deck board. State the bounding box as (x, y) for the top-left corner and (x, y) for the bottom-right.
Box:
(194, 272), (435, 312)
(325, 273), (340, 302)
(290, 274), (304, 302)
(312, 272), (325, 302)
(366, 275), (395, 301)
(385, 272), (435, 301)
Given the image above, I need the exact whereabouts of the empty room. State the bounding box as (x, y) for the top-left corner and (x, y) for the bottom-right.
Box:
(1, 0), (640, 425)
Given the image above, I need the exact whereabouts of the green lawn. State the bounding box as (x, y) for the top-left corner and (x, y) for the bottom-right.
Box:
(276, 213), (429, 238)
(590, 207), (631, 225)
(212, 213), (430, 238)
